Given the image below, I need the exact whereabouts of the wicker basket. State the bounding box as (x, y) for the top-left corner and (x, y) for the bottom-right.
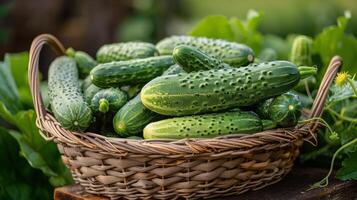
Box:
(28, 34), (342, 200)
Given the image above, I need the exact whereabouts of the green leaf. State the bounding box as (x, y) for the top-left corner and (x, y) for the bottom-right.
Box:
(336, 151), (357, 180)
(14, 110), (46, 149)
(4, 52), (29, 89)
(262, 35), (290, 60)
(189, 15), (235, 41)
(328, 81), (357, 104)
(8, 130), (58, 177)
(230, 10), (263, 53)
(0, 62), (22, 114)
(5, 110), (73, 186)
(0, 127), (53, 200)
(4, 52), (33, 107)
(313, 13), (357, 80)
(0, 101), (16, 125)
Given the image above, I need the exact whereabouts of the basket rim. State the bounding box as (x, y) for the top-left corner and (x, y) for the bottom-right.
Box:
(38, 112), (313, 155)
(29, 34), (342, 155)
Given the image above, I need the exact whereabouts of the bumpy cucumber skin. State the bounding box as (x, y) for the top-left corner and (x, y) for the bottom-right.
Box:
(90, 56), (174, 88)
(290, 35), (313, 66)
(268, 92), (302, 127)
(66, 48), (97, 77)
(255, 98), (273, 119)
(156, 35), (254, 67)
(48, 56), (92, 131)
(84, 84), (101, 104)
(141, 61), (300, 116)
(143, 110), (262, 139)
(96, 42), (158, 63)
(113, 65), (184, 137)
(173, 45), (228, 72)
(90, 88), (128, 114)
(113, 94), (161, 137)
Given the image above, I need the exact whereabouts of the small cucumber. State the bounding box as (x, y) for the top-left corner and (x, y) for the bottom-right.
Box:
(156, 36), (254, 67)
(84, 84), (101, 104)
(48, 56), (92, 131)
(90, 88), (128, 114)
(66, 48), (97, 77)
(90, 56), (175, 88)
(113, 65), (184, 137)
(113, 94), (161, 137)
(257, 92), (302, 127)
(143, 110), (263, 139)
(82, 75), (92, 92)
(290, 35), (313, 66)
(172, 45), (228, 72)
(96, 42), (158, 63)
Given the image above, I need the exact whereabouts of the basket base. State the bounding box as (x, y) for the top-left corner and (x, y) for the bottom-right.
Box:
(55, 167), (357, 200)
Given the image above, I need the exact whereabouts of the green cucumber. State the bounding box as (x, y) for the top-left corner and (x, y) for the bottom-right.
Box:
(82, 75), (92, 91)
(90, 88), (128, 114)
(113, 65), (184, 137)
(84, 84), (101, 104)
(66, 48), (97, 77)
(90, 56), (174, 88)
(48, 56), (92, 131)
(113, 94), (161, 137)
(156, 35), (254, 67)
(262, 119), (277, 130)
(141, 61), (305, 116)
(290, 35), (313, 66)
(120, 84), (144, 99)
(96, 42), (158, 63)
(172, 45), (228, 72)
(257, 92), (302, 127)
(143, 110), (262, 139)
(290, 36), (315, 92)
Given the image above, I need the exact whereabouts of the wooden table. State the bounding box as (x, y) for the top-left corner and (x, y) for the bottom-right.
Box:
(54, 166), (357, 200)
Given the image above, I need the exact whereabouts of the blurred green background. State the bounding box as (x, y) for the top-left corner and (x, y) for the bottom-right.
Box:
(1, 0), (356, 56)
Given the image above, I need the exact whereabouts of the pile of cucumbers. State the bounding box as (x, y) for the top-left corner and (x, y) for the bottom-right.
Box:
(47, 35), (316, 139)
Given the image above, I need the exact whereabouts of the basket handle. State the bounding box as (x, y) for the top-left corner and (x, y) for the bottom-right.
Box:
(309, 56), (342, 119)
(28, 34), (65, 134)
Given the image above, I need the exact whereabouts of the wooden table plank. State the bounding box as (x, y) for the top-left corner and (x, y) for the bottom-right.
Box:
(227, 166), (357, 200)
(54, 166), (357, 200)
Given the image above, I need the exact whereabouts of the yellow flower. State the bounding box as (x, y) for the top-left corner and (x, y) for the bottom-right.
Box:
(335, 71), (349, 87)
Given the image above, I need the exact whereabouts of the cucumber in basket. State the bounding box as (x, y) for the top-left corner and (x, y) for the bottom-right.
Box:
(141, 61), (315, 116)
(172, 45), (229, 72)
(90, 88), (128, 114)
(82, 75), (92, 91)
(90, 55), (175, 88)
(113, 94), (162, 137)
(96, 42), (158, 63)
(66, 48), (97, 77)
(256, 92), (302, 127)
(143, 110), (264, 139)
(113, 65), (184, 137)
(156, 35), (254, 67)
(84, 84), (101, 104)
(48, 56), (92, 131)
